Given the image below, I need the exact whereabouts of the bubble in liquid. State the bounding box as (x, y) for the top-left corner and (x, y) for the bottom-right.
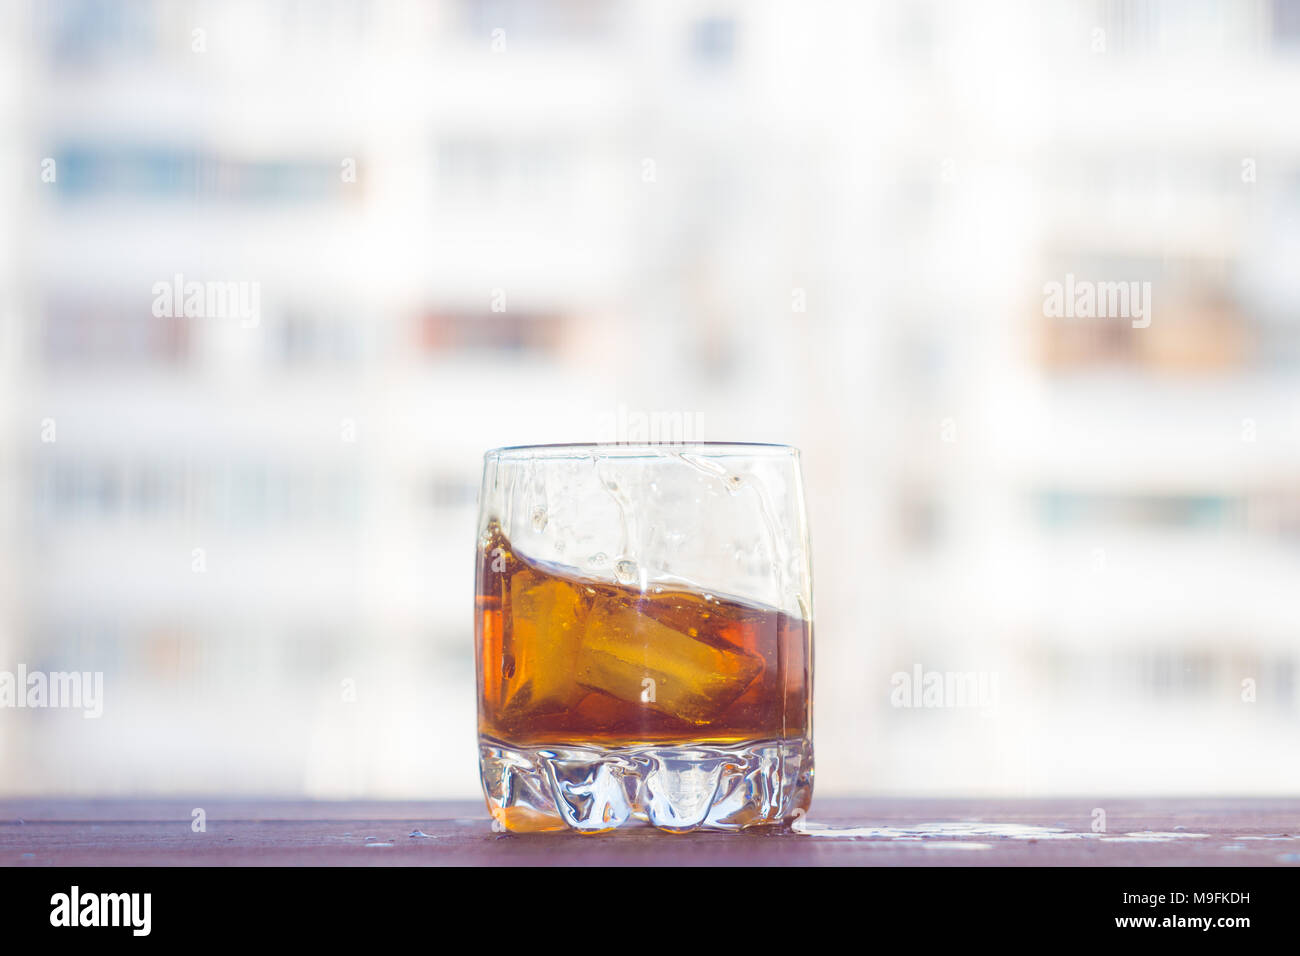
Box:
(588, 552), (609, 568)
(613, 558), (638, 584)
(531, 507), (548, 532)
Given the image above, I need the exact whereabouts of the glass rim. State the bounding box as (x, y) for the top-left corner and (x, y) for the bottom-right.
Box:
(485, 441), (800, 459)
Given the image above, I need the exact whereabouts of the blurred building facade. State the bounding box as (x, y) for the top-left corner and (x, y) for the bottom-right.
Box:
(1, 0), (1299, 798)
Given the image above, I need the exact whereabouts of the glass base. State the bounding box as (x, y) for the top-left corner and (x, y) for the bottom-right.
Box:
(479, 736), (813, 833)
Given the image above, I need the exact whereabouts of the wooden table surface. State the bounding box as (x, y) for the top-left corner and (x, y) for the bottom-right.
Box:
(2, 797), (1298, 866)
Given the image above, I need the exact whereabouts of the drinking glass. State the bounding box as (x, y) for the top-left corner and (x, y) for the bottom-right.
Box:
(475, 442), (813, 832)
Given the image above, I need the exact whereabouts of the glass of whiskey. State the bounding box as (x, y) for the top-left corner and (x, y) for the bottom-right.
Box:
(475, 443), (813, 833)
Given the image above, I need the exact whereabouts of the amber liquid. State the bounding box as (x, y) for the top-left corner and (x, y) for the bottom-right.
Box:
(476, 522), (810, 747)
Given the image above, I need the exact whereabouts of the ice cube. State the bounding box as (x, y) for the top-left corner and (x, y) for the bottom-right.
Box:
(576, 598), (763, 725)
(499, 569), (587, 722)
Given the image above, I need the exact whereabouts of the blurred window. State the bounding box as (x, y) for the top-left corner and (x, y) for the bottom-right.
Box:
(54, 146), (349, 204)
(417, 311), (565, 356)
(458, 0), (616, 41)
(1275, 0), (1300, 45)
(43, 296), (190, 366)
(689, 16), (735, 65)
